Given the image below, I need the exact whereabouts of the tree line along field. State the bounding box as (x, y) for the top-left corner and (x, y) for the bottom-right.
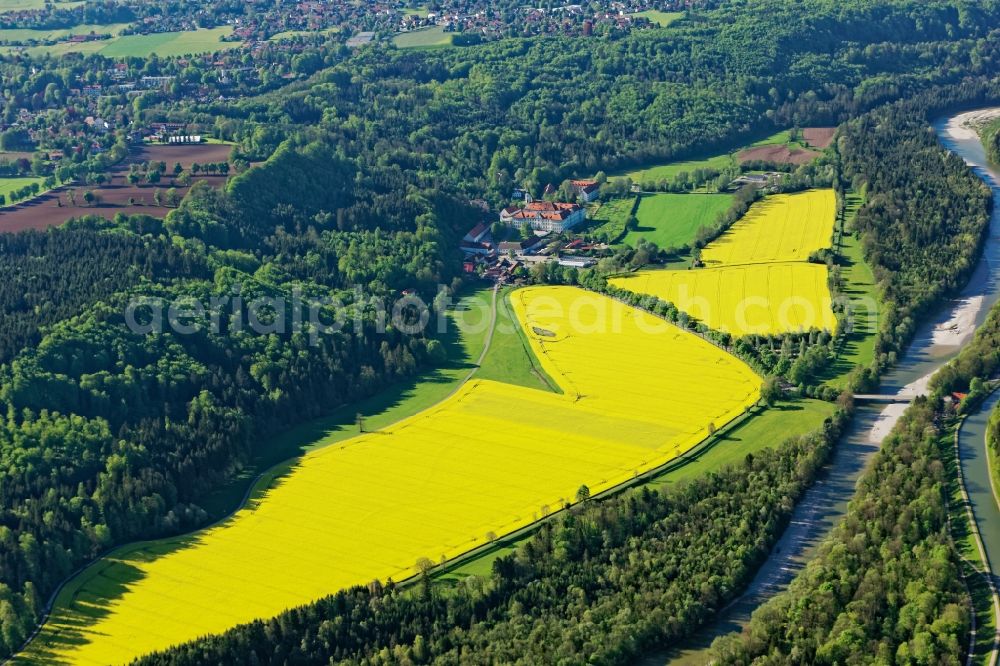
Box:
(613, 262), (837, 335)
(436, 391), (838, 586)
(701, 189), (836, 265)
(622, 192), (734, 249)
(0, 23), (129, 44)
(609, 128), (832, 186)
(24, 287), (761, 664)
(817, 192), (879, 388)
(0, 177), (46, 205)
(195, 287), (500, 519)
(0, 143), (233, 232)
(611, 189), (839, 336)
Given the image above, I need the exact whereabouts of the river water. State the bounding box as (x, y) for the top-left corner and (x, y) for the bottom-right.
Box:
(659, 108), (1000, 665)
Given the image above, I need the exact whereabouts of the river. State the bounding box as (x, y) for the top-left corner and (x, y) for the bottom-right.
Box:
(657, 108), (1000, 665)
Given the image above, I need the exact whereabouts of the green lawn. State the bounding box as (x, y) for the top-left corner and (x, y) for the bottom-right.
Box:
(650, 397), (836, 487)
(97, 27), (238, 58)
(0, 23), (127, 43)
(403, 5), (430, 18)
(622, 192), (733, 249)
(617, 153), (734, 187)
(632, 10), (684, 27)
(19, 26), (238, 57)
(967, 572), (997, 666)
(0, 176), (46, 206)
(197, 286), (495, 518)
(609, 129), (794, 186)
(476, 289), (558, 392)
(820, 193), (879, 389)
(938, 423), (997, 666)
(20, 39), (106, 56)
(580, 196), (637, 242)
(941, 426), (986, 569)
(0, 0), (81, 11)
(268, 26), (340, 41)
(393, 26), (453, 49)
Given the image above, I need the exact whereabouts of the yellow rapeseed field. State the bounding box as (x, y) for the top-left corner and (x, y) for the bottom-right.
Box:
(609, 263), (837, 336)
(612, 189), (838, 335)
(700, 189), (836, 266)
(26, 287), (760, 666)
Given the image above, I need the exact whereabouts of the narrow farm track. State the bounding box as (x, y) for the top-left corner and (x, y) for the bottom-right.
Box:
(12, 287), (501, 665)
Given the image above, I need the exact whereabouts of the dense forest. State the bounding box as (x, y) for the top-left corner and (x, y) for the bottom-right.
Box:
(3, 0), (1000, 660)
(0, 140), (470, 655)
(135, 411), (848, 665)
(0, 225), (208, 363)
(710, 396), (967, 663)
(838, 91), (995, 391)
(204, 0), (1000, 205)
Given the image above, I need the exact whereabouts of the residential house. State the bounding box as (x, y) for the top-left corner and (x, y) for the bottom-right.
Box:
(570, 179), (601, 203)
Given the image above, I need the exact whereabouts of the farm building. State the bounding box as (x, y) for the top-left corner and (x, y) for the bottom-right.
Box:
(498, 236), (543, 256)
(558, 256), (597, 268)
(463, 223), (491, 244)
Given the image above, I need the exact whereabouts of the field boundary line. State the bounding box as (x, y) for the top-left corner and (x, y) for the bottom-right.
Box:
(429, 399), (763, 583)
(10, 285), (500, 662)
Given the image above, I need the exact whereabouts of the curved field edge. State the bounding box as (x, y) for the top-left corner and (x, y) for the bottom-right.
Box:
(19, 288), (759, 663)
(611, 189), (840, 336)
(14, 286), (498, 663)
(475, 288), (560, 393)
(437, 395), (837, 584)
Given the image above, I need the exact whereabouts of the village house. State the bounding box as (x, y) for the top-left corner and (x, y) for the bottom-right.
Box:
(570, 179), (601, 203)
(500, 201), (586, 234)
